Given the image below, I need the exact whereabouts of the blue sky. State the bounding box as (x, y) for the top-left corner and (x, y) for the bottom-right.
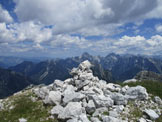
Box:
(0, 0), (162, 58)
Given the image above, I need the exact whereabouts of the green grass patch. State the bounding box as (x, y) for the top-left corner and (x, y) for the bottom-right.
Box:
(103, 111), (109, 116)
(121, 80), (162, 98)
(0, 92), (58, 122)
(156, 114), (162, 122)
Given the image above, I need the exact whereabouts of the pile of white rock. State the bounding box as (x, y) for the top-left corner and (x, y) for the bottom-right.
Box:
(34, 60), (162, 122)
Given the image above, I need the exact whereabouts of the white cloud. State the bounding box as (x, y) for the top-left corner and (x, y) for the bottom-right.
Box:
(0, 5), (13, 23)
(0, 23), (15, 43)
(50, 34), (92, 49)
(14, 0), (158, 36)
(0, 21), (53, 44)
(146, 0), (162, 18)
(155, 24), (162, 33)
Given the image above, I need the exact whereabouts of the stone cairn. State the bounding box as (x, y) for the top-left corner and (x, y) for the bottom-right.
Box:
(34, 60), (162, 122)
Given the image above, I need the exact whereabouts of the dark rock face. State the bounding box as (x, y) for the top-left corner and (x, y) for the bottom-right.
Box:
(0, 67), (33, 98)
(9, 55), (113, 85)
(8, 52), (162, 85)
(134, 71), (162, 82)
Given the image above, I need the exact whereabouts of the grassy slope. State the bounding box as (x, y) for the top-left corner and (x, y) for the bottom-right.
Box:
(0, 90), (58, 122)
(121, 80), (162, 122)
(121, 80), (162, 98)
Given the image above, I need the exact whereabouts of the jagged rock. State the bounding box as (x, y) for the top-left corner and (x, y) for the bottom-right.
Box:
(34, 87), (49, 99)
(63, 85), (77, 94)
(51, 105), (64, 115)
(79, 114), (91, 122)
(58, 102), (85, 120)
(123, 79), (137, 84)
(44, 91), (62, 105)
(85, 100), (96, 114)
(109, 111), (119, 117)
(114, 105), (125, 113)
(78, 60), (92, 71)
(53, 80), (64, 90)
(92, 107), (108, 117)
(75, 79), (91, 89)
(106, 83), (121, 92)
(154, 96), (162, 105)
(121, 85), (129, 94)
(138, 118), (147, 122)
(78, 72), (94, 81)
(144, 109), (159, 120)
(111, 93), (127, 105)
(62, 85), (85, 104)
(63, 91), (85, 104)
(90, 117), (102, 122)
(92, 87), (103, 95)
(64, 78), (74, 85)
(89, 95), (114, 108)
(0, 100), (3, 110)
(96, 80), (107, 90)
(19, 118), (27, 122)
(101, 116), (122, 122)
(67, 118), (78, 122)
(125, 86), (148, 100)
(67, 114), (90, 122)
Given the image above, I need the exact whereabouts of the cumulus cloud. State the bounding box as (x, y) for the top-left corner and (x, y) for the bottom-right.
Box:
(0, 5), (13, 23)
(0, 21), (53, 44)
(13, 0), (158, 36)
(155, 24), (162, 33)
(1, 0), (162, 56)
(146, 0), (162, 18)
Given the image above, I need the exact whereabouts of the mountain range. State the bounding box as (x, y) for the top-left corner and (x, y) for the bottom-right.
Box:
(1, 52), (162, 98)
(0, 67), (33, 99)
(9, 52), (162, 83)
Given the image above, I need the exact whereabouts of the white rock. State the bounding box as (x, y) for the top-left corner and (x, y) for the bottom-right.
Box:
(63, 91), (85, 104)
(76, 80), (90, 89)
(67, 118), (78, 122)
(64, 78), (74, 84)
(154, 96), (162, 105)
(106, 83), (121, 92)
(138, 118), (147, 122)
(109, 111), (119, 118)
(79, 114), (90, 122)
(114, 105), (124, 113)
(58, 102), (84, 120)
(125, 86), (148, 100)
(79, 60), (92, 70)
(97, 80), (107, 89)
(92, 87), (104, 95)
(85, 100), (96, 114)
(92, 107), (108, 117)
(91, 117), (102, 122)
(144, 109), (159, 120)
(121, 85), (129, 94)
(123, 79), (137, 84)
(51, 105), (64, 115)
(90, 95), (114, 108)
(47, 91), (62, 105)
(111, 93), (127, 105)
(19, 118), (27, 122)
(0, 101), (3, 110)
(79, 72), (93, 81)
(102, 116), (121, 122)
(53, 80), (64, 88)
(34, 87), (49, 99)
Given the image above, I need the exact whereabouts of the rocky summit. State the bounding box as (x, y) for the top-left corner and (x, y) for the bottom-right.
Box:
(32, 60), (161, 122)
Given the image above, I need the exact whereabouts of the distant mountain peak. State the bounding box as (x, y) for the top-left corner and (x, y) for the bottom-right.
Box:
(81, 52), (92, 58)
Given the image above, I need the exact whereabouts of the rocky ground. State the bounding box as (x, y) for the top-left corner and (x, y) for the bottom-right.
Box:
(0, 60), (162, 122)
